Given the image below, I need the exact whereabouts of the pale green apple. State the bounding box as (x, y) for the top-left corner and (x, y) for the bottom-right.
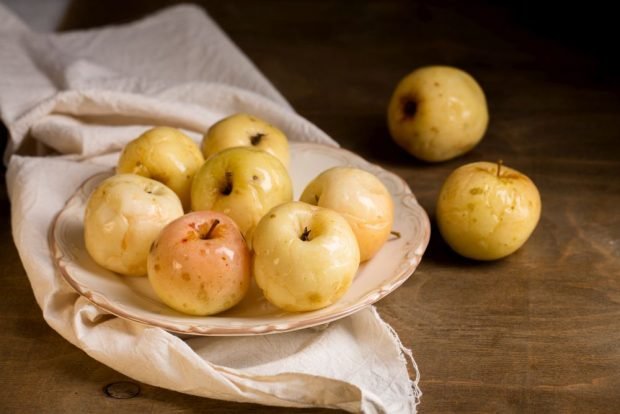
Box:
(202, 113), (289, 168)
(436, 161), (541, 260)
(191, 147), (292, 239)
(252, 201), (360, 312)
(387, 66), (488, 162)
(300, 167), (394, 262)
(84, 174), (184, 276)
(117, 126), (204, 210)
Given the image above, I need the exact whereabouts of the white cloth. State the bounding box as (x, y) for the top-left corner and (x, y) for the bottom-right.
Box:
(1, 4), (421, 413)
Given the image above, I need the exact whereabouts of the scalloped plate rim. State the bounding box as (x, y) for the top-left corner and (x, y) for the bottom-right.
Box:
(50, 142), (430, 336)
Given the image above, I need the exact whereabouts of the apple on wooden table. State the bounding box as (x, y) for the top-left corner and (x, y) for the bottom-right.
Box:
(436, 161), (541, 260)
(147, 211), (251, 316)
(252, 201), (360, 312)
(387, 65), (489, 162)
(84, 174), (184, 276)
(202, 113), (290, 168)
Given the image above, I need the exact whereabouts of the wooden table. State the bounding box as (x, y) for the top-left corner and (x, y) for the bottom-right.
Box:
(2, 1), (619, 412)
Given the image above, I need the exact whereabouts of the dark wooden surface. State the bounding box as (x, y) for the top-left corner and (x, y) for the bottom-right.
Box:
(2, 1), (619, 412)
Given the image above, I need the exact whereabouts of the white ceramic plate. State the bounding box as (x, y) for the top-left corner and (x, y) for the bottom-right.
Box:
(51, 142), (430, 335)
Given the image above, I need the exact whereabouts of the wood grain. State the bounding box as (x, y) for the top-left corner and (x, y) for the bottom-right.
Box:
(1, 1), (619, 413)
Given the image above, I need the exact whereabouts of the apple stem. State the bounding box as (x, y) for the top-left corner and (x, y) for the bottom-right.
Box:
(250, 133), (265, 146)
(497, 160), (503, 177)
(300, 227), (311, 241)
(222, 172), (233, 195)
(390, 230), (401, 240)
(401, 97), (417, 120)
(202, 219), (220, 240)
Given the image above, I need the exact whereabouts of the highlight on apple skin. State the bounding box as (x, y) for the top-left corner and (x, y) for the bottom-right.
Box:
(300, 166), (394, 262)
(84, 174), (184, 276)
(252, 201), (360, 312)
(202, 113), (290, 168)
(117, 126), (204, 210)
(387, 65), (489, 162)
(436, 161), (541, 260)
(191, 146), (293, 240)
(147, 211), (251, 316)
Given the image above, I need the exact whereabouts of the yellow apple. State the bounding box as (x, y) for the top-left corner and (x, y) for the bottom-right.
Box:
(436, 161), (541, 260)
(191, 147), (293, 239)
(387, 66), (489, 162)
(300, 167), (394, 262)
(117, 126), (204, 210)
(202, 113), (289, 167)
(252, 201), (360, 312)
(84, 174), (184, 276)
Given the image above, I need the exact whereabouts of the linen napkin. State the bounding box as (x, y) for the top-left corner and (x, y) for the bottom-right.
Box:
(1, 4), (422, 412)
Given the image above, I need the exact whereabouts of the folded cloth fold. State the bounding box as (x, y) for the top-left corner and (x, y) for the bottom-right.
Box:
(1, 4), (421, 413)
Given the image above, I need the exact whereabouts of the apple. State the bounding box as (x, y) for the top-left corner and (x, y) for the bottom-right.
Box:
(117, 126), (204, 210)
(84, 174), (184, 276)
(202, 113), (289, 168)
(252, 201), (360, 312)
(300, 167), (394, 262)
(436, 161), (541, 260)
(147, 211), (251, 316)
(191, 147), (293, 239)
(387, 66), (489, 162)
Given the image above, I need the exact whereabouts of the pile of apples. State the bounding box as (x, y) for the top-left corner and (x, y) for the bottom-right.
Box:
(83, 65), (541, 317)
(84, 114), (394, 316)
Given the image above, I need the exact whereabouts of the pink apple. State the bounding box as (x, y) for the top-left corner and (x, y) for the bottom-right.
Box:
(147, 211), (251, 316)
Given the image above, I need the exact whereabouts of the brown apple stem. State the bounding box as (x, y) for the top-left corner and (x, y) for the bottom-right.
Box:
(202, 219), (220, 240)
(401, 96), (417, 120)
(300, 227), (311, 241)
(221, 172), (233, 195)
(497, 159), (503, 177)
(250, 133), (265, 146)
(390, 230), (401, 240)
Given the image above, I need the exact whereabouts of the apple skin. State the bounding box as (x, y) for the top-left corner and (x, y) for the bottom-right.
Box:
(387, 66), (489, 162)
(252, 201), (360, 312)
(147, 211), (251, 316)
(436, 161), (541, 260)
(191, 147), (293, 240)
(300, 167), (394, 262)
(117, 126), (204, 210)
(84, 174), (184, 276)
(202, 113), (289, 168)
